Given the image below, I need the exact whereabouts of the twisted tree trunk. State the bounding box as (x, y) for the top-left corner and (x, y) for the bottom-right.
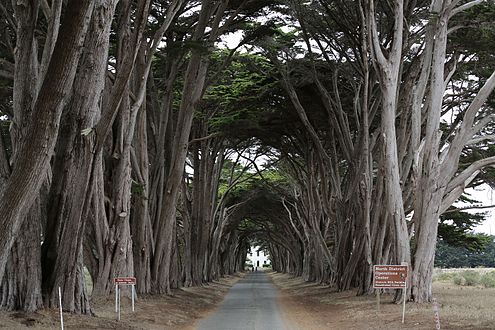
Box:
(0, 1), (94, 303)
(0, 0), (44, 312)
(41, 1), (114, 313)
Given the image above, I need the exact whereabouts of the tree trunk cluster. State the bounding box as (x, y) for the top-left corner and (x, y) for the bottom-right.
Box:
(0, 0), (249, 313)
(265, 0), (495, 303)
(0, 0), (494, 313)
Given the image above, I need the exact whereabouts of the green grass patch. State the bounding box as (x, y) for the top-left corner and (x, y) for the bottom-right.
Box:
(433, 269), (494, 287)
(481, 271), (495, 288)
(433, 272), (458, 282)
(83, 266), (93, 295)
(460, 270), (481, 286)
(453, 273), (465, 285)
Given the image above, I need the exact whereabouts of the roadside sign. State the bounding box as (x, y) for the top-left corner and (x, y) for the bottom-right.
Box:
(114, 277), (136, 285)
(373, 263), (409, 324)
(114, 277), (137, 320)
(373, 265), (407, 289)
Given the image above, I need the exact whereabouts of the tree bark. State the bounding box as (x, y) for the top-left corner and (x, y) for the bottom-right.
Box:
(151, 1), (215, 293)
(368, 0), (411, 271)
(0, 0), (45, 312)
(41, 0), (114, 313)
(130, 81), (153, 294)
(0, 0), (94, 300)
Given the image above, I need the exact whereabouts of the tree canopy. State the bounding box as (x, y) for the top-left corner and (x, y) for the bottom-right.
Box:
(0, 0), (495, 312)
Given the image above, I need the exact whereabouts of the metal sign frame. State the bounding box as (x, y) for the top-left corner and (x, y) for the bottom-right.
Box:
(114, 277), (136, 320)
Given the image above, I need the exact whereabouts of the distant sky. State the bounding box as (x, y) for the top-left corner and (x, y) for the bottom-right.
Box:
(454, 184), (495, 235)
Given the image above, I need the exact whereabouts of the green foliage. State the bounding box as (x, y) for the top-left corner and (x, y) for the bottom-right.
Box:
(448, 2), (495, 108)
(449, 2), (495, 69)
(480, 271), (495, 288)
(435, 236), (495, 268)
(238, 218), (261, 232)
(236, 22), (279, 48)
(131, 180), (146, 198)
(453, 274), (465, 286)
(438, 206), (490, 250)
(433, 272), (457, 282)
(83, 267), (93, 295)
(204, 51), (279, 136)
(435, 270), (495, 287)
(460, 270), (482, 286)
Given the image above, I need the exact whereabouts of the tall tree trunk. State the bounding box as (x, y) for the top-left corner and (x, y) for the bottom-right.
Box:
(410, 3), (447, 302)
(0, 0), (94, 284)
(380, 85), (411, 267)
(368, 0), (411, 271)
(0, 0), (44, 312)
(0, 204), (43, 312)
(91, 35), (141, 293)
(410, 3), (495, 302)
(0, 132), (8, 184)
(190, 142), (205, 286)
(41, 1), (114, 313)
(151, 40), (211, 295)
(131, 82), (153, 294)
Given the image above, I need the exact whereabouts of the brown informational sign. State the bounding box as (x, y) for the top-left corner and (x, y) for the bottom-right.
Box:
(114, 277), (136, 285)
(373, 265), (408, 289)
(114, 277), (137, 320)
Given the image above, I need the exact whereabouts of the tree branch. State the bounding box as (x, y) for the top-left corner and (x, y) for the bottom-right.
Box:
(40, 0), (51, 20)
(466, 134), (495, 145)
(450, 0), (484, 18)
(444, 204), (495, 214)
(188, 132), (222, 144)
(0, 3), (16, 28)
(0, 70), (13, 80)
(442, 70), (495, 183)
(368, 0), (388, 70)
(469, 114), (495, 138)
(445, 156), (495, 198)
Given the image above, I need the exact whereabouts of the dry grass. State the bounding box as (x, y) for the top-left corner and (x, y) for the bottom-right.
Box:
(0, 274), (244, 329)
(430, 282), (495, 328)
(434, 267), (495, 275)
(271, 271), (495, 330)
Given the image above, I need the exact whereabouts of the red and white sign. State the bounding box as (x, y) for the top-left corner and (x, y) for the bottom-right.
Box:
(114, 277), (136, 285)
(373, 265), (407, 289)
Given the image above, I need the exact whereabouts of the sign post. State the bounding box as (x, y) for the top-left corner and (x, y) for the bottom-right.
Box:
(401, 262), (408, 324)
(58, 287), (64, 330)
(373, 264), (408, 323)
(114, 277), (137, 320)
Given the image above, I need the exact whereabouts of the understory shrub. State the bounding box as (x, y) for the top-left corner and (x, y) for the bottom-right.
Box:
(434, 269), (495, 287)
(460, 270), (481, 286)
(480, 271), (495, 288)
(433, 272), (457, 282)
(453, 273), (465, 285)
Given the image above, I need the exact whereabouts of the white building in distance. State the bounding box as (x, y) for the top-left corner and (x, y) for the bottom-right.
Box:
(247, 246), (270, 269)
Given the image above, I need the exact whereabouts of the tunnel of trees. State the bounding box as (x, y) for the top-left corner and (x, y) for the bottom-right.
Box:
(0, 0), (495, 313)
